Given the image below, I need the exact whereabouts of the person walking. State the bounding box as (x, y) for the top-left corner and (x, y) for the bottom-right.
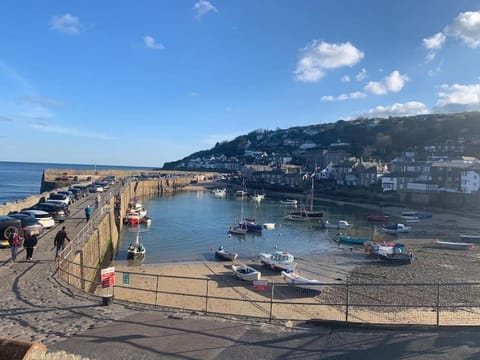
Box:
(23, 233), (38, 261)
(8, 229), (22, 263)
(95, 193), (101, 209)
(85, 205), (92, 222)
(54, 226), (70, 259)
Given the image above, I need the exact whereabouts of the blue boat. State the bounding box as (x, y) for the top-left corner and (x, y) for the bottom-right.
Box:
(241, 217), (263, 233)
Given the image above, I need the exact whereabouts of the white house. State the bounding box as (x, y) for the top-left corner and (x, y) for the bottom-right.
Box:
(461, 170), (480, 194)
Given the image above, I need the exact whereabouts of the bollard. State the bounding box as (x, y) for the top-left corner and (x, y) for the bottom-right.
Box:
(102, 294), (113, 306)
(0, 337), (47, 360)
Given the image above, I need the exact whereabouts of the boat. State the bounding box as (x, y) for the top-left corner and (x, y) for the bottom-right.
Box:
(337, 235), (370, 245)
(127, 200), (147, 218)
(241, 217), (263, 233)
(140, 216), (152, 226)
(460, 234), (480, 242)
(124, 212), (141, 226)
(211, 188), (226, 197)
(365, 242), (406, 257)
(259, 251), (297, 272)
(263, 223), (275, 230)
(236, 179), (248, 198)
(127, 230), (146, 258)
(228, 225), (247, 235)
(284, 213), (311, 222)
(281, 270), (322, 292)
(321, 220), (351, 230)
(436, 240), (474, 250)
(215, 246), (238, 260)
(232, 264), (261, 281)
(380, 223), (411, 234)
(377, 252), (414, 264)
(250, 192), (265, 201)
(366, 214), (390, 222)
(401, 212), (420, 223)
(280, 199), (298, 206)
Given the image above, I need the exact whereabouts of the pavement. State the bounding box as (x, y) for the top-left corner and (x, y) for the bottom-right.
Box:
(2, 186), (480, 359)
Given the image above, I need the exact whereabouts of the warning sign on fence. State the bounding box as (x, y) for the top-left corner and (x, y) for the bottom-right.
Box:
(101, 267), (115, 288)
(123, 272), (130, 285)
(253, 280), (269, 291)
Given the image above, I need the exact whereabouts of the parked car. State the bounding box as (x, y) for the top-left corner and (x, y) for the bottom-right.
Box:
(48, 192), (71, 206)
(7, 213), (44, 236)
(20, 210), (56, 229)
(28, 202), (68, 222)
(71, 185), (89, 197)
(88, 184), (104, 193)
(56, 190), (75, 203)
(0, 215), (24, 247)
(67, 187), (82, 200)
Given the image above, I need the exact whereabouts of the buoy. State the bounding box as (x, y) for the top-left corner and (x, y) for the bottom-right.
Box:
(228, 234), (232, 238)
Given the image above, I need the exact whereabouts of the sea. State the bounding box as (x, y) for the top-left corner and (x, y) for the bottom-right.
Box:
(0, 161), (152, 204)
(0, 161), (384, 264)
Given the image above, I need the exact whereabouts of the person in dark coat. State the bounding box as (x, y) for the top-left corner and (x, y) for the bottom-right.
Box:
(54, 226), (70, 259)
(8, 229), (22, 263)
(23, 233), (38, 261)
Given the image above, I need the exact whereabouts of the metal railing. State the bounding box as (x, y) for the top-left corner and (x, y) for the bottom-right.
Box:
(56, 258), (480, 326)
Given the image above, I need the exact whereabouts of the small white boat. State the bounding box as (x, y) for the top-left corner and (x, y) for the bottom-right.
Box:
(321, 220), (351, 229)
(127, 230), (146, 258)
(232, 264), (261, 281)
(436, 240), (474, 250)
(212, 188), (226, 197)
(250, 194), (264, 201)
(460, 234), (480, 242)
(215, 246), (238, 260)
(280, 199), (298, 206)
(263, 223), (275, 230)
(281, 271), (322, 292)
(381, 223), (411, 234)
(259, 251), (297, 272)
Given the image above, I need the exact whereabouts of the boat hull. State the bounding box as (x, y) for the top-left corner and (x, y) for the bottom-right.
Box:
(436, 240), (474, 250)
(281, 271), (322, 292)
(215, 249), (238, 260)
(232, 264), (261, 281)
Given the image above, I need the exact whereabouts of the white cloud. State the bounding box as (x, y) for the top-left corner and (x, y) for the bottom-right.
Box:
(294, 40), (364, 82)
(445, 11), (480, 48)
(21, 105), (54, 119)
(341, 75), (351, 82)
(364, 70), (408, 95)
(357, 101), (428, 118)
(143, 35), (164, 50)
(193, 0), (218, 20)
(364, 81), (387, 95)
(423, 32), (446, 62)
(433, 83), (480, 112)
(356, 68), (367, 81)
(50, 14), (83, 34)
(321, 91), (366, 102)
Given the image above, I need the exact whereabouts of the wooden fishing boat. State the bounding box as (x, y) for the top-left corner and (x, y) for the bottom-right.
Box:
(321, 220), (351, 229)
(436, 240), (474, 250)
(337, 235), (370, 245)
(460, 234), (480, 242)
(259, 251), (297, 272)
(281, 270), (322, 292)
(232, 264), (261, 281)
(380, 223), (411, 234)
(377, 252), (414, 264)
(215, 246), (238, 260)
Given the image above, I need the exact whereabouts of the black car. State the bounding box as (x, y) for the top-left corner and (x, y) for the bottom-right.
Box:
(6, 213), (43, 236)
(0, 215), (23, 247)
(29, 202), (69, 222)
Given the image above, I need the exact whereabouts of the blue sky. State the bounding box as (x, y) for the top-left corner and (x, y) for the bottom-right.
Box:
(1, 0), (480, 167)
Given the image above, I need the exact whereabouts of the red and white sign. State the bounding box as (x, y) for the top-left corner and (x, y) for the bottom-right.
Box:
(101, 267), (115, 288)
(253, 279), (269, 291)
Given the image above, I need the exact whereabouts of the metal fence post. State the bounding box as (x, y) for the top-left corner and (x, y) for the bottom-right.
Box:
(345, 282), (349, 324)
(269, 283), (275, 322)
(436, 282), (440, 326)
(155, 275), (160, 307)
(205, 279), (209, 314)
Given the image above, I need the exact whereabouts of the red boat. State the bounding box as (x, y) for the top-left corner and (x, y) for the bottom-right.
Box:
(366, 214), (390, 222)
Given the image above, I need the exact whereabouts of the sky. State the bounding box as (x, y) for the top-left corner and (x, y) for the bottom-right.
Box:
(1, 0), (480, 167)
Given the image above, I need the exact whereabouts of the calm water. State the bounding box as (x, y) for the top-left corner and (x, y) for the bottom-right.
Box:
(0, 161), (152, 204)
(115, 191), (383, 265)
